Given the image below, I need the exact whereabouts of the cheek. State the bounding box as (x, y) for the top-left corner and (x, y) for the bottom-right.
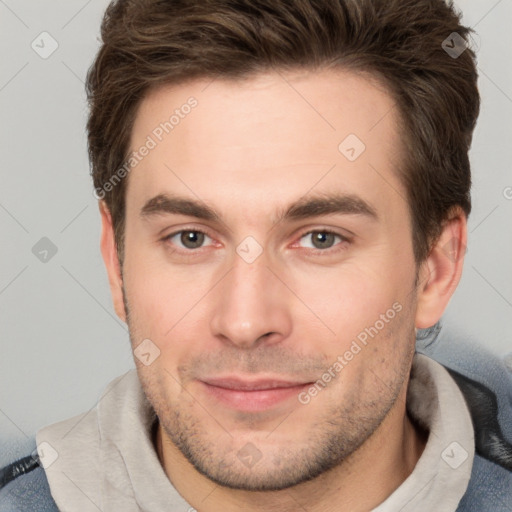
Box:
(291, 257), (411, 349)
(122, 245), (174, 341)
(122, 244), (215, 361)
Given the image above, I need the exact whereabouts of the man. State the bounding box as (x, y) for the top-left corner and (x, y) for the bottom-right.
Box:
(1, 0), (511, 510)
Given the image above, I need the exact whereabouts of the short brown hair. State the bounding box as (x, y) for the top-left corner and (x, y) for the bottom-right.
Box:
(87, 0), (479, 263)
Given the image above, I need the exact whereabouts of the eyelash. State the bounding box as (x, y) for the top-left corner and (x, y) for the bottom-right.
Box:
(161, 227), (351, 256)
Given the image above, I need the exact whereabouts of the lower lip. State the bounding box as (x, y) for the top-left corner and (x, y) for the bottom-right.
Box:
(200, 382), (311, 412)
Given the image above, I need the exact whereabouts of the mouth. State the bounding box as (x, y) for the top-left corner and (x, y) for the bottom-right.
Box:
(198, 376), (313, 412)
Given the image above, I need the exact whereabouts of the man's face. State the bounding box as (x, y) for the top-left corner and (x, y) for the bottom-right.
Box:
(121, 69), (420, 490)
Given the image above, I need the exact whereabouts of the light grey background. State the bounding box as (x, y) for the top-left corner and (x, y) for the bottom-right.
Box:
(0, 0), (511, 446)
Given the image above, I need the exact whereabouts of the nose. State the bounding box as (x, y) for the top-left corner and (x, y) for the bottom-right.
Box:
(209, 249), (293, 349)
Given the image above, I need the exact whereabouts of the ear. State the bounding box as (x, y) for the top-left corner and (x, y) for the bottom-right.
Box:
(99, 201), (127, 323)
(415, 208), (467, 329)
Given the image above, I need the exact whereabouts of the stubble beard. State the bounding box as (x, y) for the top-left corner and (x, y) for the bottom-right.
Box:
(123, 286), (415, 491)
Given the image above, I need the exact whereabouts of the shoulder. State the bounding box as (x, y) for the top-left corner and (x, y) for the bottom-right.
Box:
(455, 454), (512, 512)
(0, 445), (59, 512)
(418, 322), (512, 509)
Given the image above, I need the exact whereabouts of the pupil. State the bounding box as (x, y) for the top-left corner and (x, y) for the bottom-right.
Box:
(181, 231), (204, 249)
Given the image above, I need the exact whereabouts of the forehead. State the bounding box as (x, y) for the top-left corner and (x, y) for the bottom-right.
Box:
(126, 69), (406, 221)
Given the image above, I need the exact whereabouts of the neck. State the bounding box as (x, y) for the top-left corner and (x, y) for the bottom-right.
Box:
(154, 392), (428, 512)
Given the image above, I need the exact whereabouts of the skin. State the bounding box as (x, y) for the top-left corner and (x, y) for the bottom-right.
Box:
(99, 69), (467, 511)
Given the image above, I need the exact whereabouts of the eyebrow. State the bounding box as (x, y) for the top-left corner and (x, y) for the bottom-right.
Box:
(140, 192), (378, 223)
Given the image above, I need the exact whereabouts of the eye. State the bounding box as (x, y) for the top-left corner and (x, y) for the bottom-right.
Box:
(164, 229), (214, 250)
(297, 230), (349, 251)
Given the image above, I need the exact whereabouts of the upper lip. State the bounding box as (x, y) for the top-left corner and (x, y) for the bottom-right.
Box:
(201, 377), (311, 391)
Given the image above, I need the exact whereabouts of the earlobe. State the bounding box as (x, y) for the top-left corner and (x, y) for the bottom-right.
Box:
(415, 209), (467, 329)
(99, 201), (127, 323)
